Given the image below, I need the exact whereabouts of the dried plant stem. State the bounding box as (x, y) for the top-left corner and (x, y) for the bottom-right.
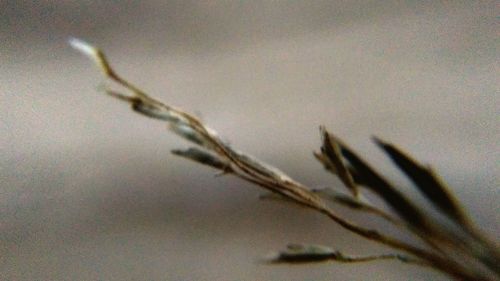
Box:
(71, 38), (499, 281)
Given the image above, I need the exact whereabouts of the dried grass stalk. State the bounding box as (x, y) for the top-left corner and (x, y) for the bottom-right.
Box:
(71, 38), (499, 281)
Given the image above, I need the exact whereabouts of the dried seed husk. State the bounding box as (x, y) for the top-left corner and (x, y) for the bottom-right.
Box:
(171, 147), (230, 171)
(319, 126), (360, 198)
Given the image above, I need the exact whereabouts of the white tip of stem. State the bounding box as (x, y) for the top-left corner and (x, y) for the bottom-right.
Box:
(68, 37), (99, 60)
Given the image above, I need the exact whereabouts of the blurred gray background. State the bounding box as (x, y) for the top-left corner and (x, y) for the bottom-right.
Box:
(1, 1), (498, 280)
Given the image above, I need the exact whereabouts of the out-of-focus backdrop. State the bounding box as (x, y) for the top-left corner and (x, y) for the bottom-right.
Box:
(1, 1), (498, 280)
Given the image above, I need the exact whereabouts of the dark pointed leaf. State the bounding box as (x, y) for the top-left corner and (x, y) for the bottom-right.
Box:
(334, 136), (429, 231)
(373, 137), (467, 226)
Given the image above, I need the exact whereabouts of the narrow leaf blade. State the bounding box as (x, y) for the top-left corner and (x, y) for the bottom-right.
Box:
(373, 137), (467, 226)
(335, 137), (430, 231)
